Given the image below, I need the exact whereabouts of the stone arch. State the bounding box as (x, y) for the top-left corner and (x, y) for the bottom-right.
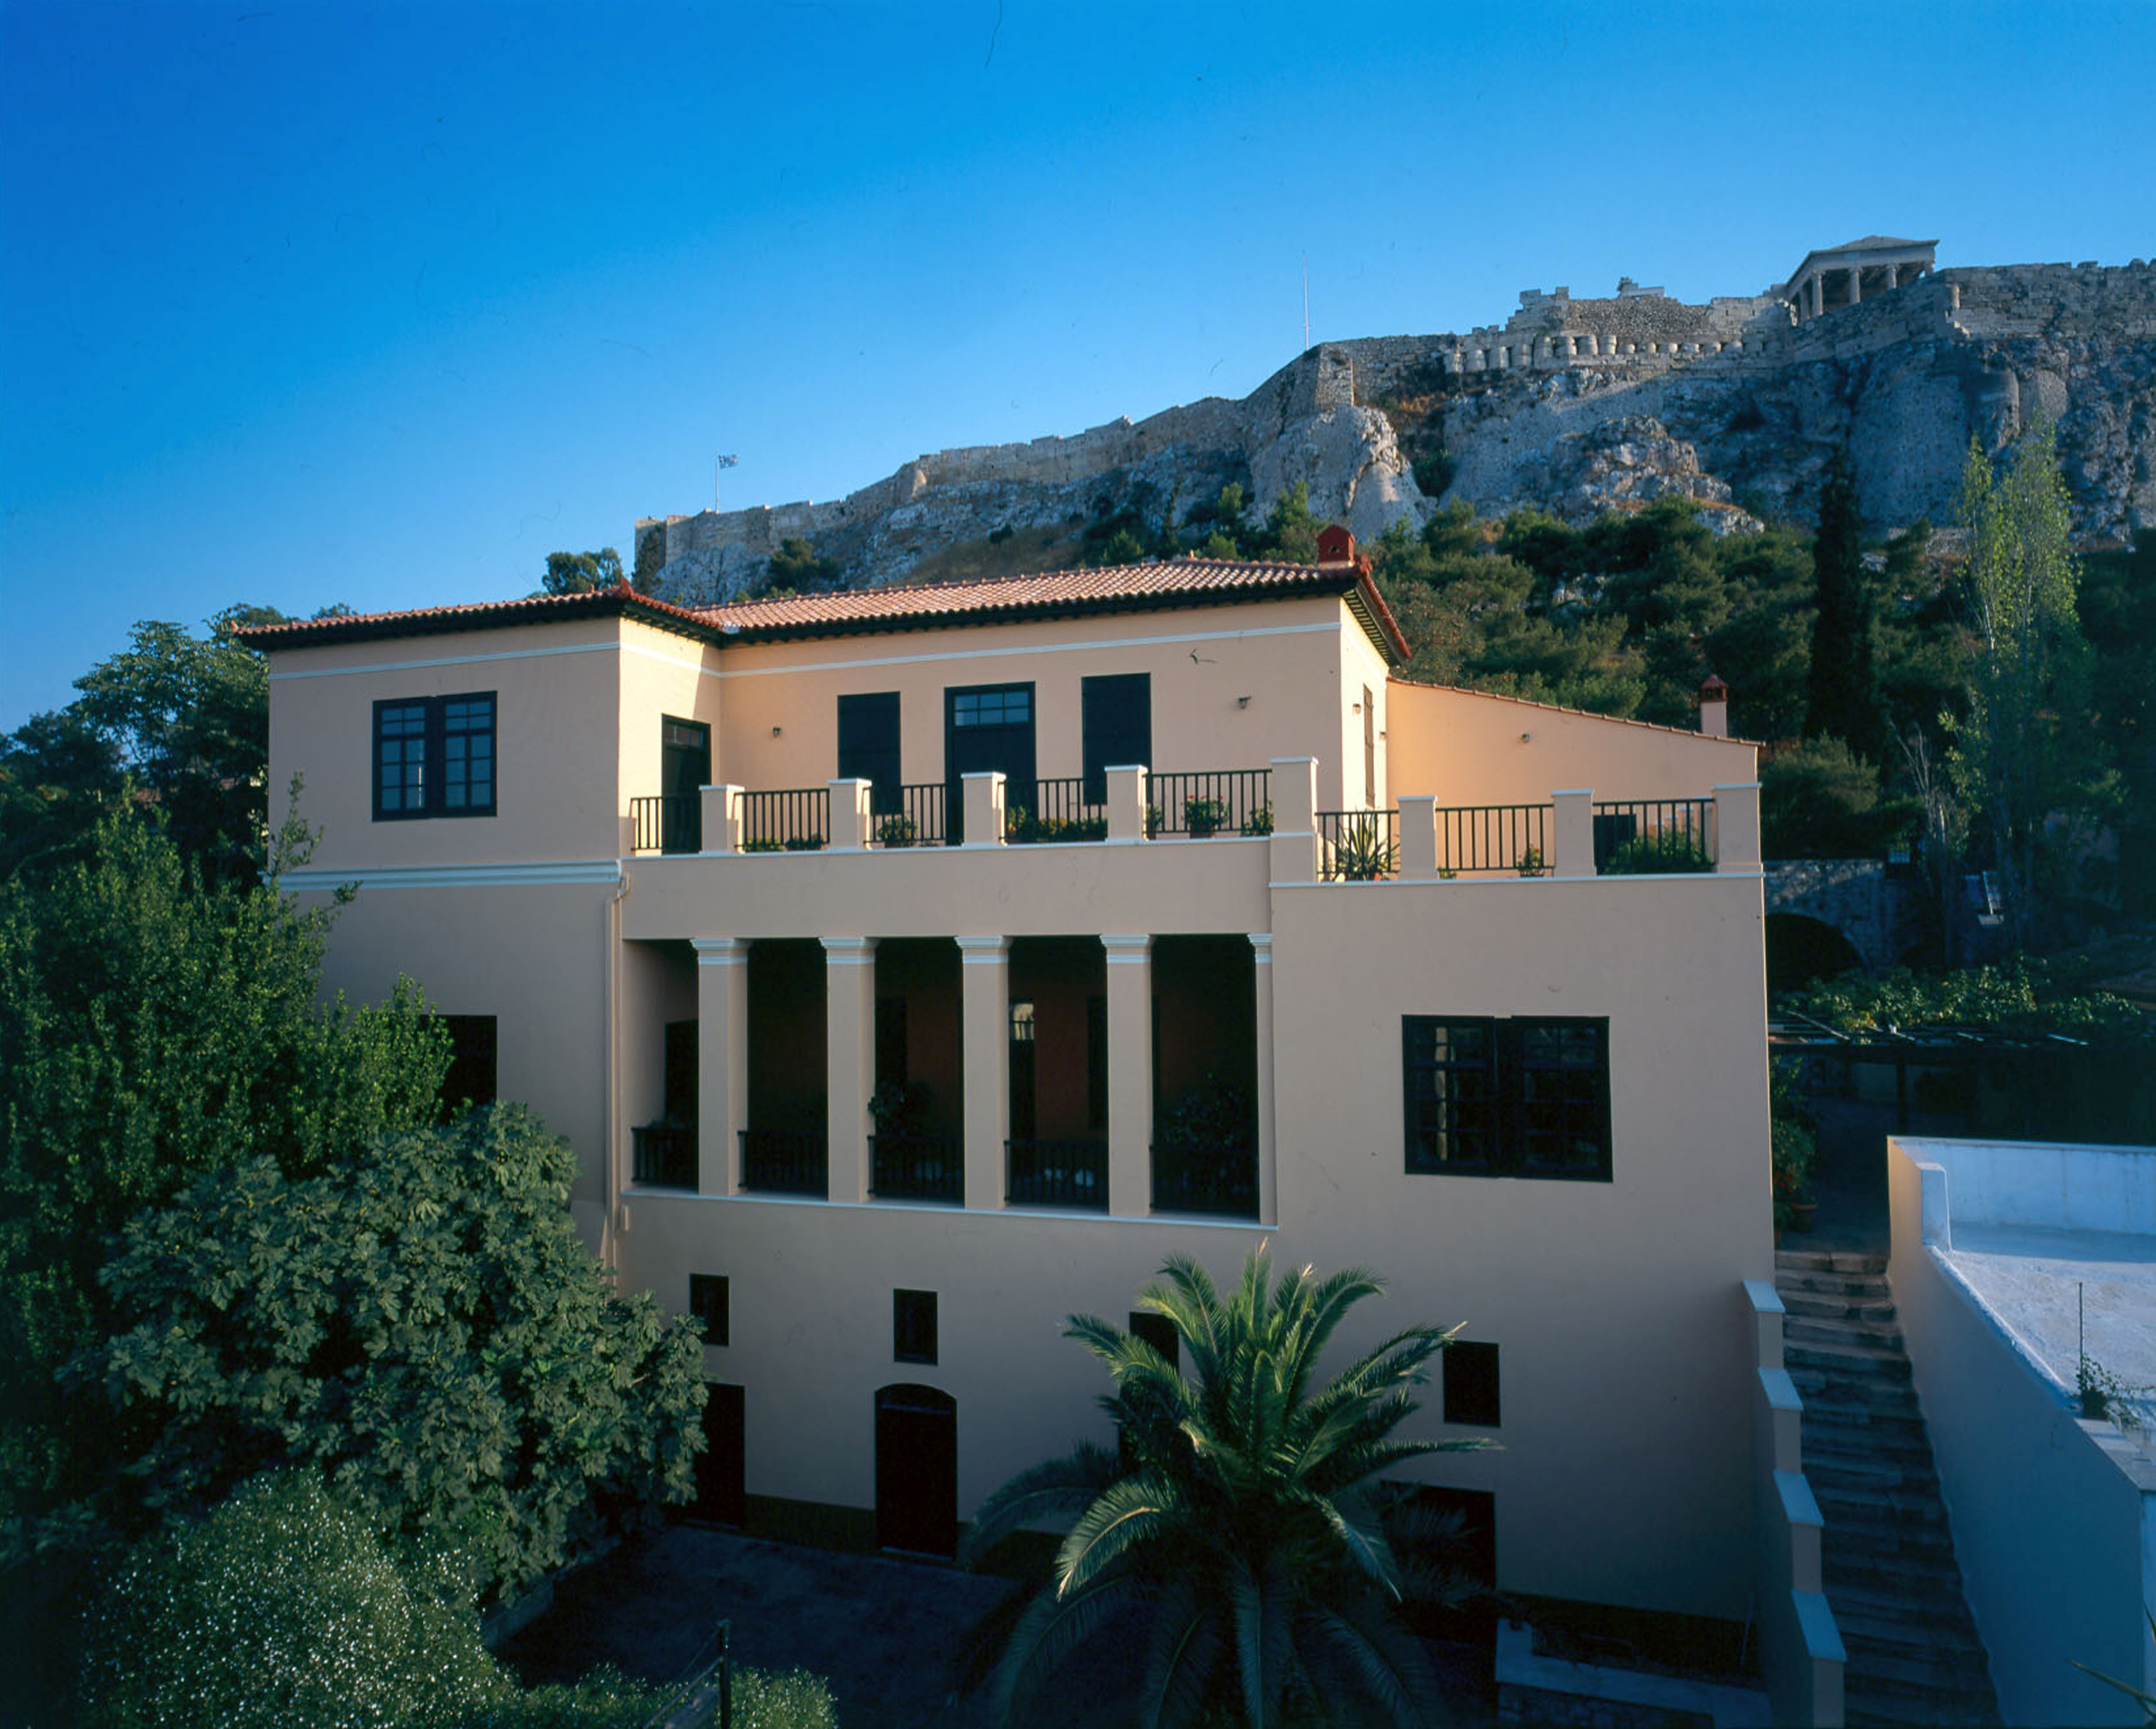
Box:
(1765, 914), (1865, 991)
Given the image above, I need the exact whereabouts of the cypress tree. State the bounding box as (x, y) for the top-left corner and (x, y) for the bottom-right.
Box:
(1805, 450), (1879, 757)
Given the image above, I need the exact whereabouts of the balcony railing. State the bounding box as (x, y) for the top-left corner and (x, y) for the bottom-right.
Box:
(870, 1133), (964, 1203)
(1593, 799), (1716, 872)
(632, 1122), (697, 1188)
(1152, 1140), (1258, 1219)
(1006, 1138), (1107, 1210)
(1007, 777), (1105, 843)
(874, 783), (946, 848)
(741, 788), (829, 852)
(1434, 802), (1552, 877)
(630, 794), (702, 855)
(1149, 768), (1272, 838)
(1318, 809), (1400, 880)
(739, 1128), (827, 1195)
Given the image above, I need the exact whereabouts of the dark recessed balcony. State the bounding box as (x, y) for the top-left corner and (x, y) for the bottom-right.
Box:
(870, 1133), (964, 1204)
(1006, 1138), (1107, 1211)
(740, 1128), (827, 1196)
(632, 1121), (697, 1188)
(1151, 1140), (1258, 1220)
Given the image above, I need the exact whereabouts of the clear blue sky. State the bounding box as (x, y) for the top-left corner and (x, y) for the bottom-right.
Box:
(3, 0), (2151, 730)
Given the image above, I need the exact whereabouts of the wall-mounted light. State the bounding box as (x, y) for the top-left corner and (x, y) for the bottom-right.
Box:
(771, 725), (783, 738)
(1520, 731), (1533, 743)
(1237, 695), (1251, 709)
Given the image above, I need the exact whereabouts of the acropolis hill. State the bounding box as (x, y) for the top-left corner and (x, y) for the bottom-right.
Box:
(636, 239), (2156, 603)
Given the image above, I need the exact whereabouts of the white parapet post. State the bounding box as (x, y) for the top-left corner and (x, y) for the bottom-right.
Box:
(957, 936), (1011, 1210)
(1269, 757), (1319, 884)
(1101, 935), (1153, 1216)
(822, 937), (876, 1205)
(701, 784), (743, 855)
(828, 778), (873, 851)
(1397, 795), (1439, 880)
(962, 771), (1007, 849)
(1714, 783), (1762, 873)
(1105, 765), (1149, 843)
(1552, 789), (1596, 879)
(692, 938), (748, 1196)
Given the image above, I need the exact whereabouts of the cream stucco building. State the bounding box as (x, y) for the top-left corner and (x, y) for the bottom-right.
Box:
(241, 528), (1790, 1646)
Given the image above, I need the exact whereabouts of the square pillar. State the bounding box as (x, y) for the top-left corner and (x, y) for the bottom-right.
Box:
(1552, 788), (1597, 880)
(1249, 933), (1276, 1224)
(1101, 935), (1152, 1216)
(822, 936), (876, 1203)
(692, 939), (749, 1196)
(1268, 757), (1318, 884)
(1105, 765), (1149, 843)
(700, 784), (743, 855)
(1397, 794), (1440, 880)
(957, 937), (1010, 1210)
(828, 779), (873, 851)
(1714, 783), (1762, 873)
(962, 772), (1007, 849)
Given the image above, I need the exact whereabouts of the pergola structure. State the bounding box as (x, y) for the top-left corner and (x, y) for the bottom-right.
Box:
(1780, 235), (1937, 322)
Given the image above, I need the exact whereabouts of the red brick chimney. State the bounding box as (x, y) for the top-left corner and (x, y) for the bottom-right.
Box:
(1317, 523), (1372, 574)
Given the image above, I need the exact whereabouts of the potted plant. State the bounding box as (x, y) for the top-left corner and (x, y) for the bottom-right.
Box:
(1334, 816), (1397, 881)
(1770, 1061), (1818, 1234)
(1183, 796), (1229, 838)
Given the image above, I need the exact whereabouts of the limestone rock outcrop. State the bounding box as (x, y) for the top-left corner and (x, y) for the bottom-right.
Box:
(637, 256), (2155, 604)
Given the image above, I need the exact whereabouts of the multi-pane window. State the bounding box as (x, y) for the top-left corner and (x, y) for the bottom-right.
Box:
(1403, 1016), (1610, 1181)
(373, 693), (495, 819)
(950, 686), (1031, 728)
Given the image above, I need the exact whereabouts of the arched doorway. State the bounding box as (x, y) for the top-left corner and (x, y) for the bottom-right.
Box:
(875, 1383), (956, 1557)
(1765, 914), (1865, 992)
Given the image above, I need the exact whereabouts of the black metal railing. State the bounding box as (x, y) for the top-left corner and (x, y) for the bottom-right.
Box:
(870, 1133), (964, 1203)
(1149, 768), (1273, 838)
(873, 783), (946, 848)
(633, 1122), (698, 1188)
(739, 1128), (827, 1195)
(1007, 778), (1106, 843)
(1434, 803), (1552, 876)
(1151, 1141), (1258, 1219)
(1318, 809), (1400, 880)
(1006, 1138), (1108, 1210)
(740, 787), (829, 852)
(630, 794), (703, 855)
(1592, 798), (1716, 873)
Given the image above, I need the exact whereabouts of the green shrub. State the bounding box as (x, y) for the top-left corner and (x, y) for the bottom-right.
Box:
(742, 838), (784, 853)
(1515, 845), (1546, 877)
(1182, 796), (1228, 837)
(782, 833), (826, 852)
(1333, 817), (1396, 881)
(1239, 802), (1274, 837)
(1601, 832), (1712, 874)
(875, 814), (918, 847)
(732, 1667), (841, 1729)
(79, 1471), (661, 1729)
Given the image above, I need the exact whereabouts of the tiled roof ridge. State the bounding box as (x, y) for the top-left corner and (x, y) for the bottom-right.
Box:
(235, 582), (713, 640)
(1387, 673), (1755, 745)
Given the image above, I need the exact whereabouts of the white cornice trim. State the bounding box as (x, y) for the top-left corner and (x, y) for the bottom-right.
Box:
(277, 860), (623, 890)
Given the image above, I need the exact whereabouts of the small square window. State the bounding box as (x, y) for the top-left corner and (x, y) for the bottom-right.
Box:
(1129, 1311), (1179, 1371)
(894, 1289), (938, 1365)
(1444, 1341), (1500, 1428)
(690, 1275), (730, 1347)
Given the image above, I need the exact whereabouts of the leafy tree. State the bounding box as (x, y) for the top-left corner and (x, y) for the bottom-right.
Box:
(1760, 737), (1915, 858)
(539, 548), (626, 595)
(761, 537), (841, 595)
(1949, 420), (2108, 947)
(0, 809), (450, 1552)
(1247, 480), (1323, 565)
(1703, 525), (1815, 742)
(961, 1246), (1486, 1728)
(81, 1105), (706, 1595)
(79, 1469), (666, 1729)
(1788, 960), (2152, 1044)
(2080, 537), (2156, 914)
(1804, 452), (1880, 758)
(1, 608), (281, 885)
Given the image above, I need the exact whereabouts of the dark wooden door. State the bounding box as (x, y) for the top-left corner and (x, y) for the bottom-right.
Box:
(838, 691), (902, 814)
(661, 717), (711, 852)
(1081, 673), (1151, 804)
(875, 1384), (956, 1556)
(945, 684), (1035, 842)
(695, 1383), (745, 1526)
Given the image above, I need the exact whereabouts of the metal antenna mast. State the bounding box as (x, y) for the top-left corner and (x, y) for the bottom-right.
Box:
(1301, 254), (1310, 353)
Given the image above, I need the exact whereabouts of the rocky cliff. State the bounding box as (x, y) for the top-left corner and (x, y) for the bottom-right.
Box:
(637, 255), (2156, 604)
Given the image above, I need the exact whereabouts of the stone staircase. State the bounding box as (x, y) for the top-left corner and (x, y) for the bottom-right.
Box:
(1773, 1250), (2000, 1728)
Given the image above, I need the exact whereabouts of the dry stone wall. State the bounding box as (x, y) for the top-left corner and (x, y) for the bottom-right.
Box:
(638, 255), (2156, 604)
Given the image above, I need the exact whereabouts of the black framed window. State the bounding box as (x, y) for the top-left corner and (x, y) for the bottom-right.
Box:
(373, 692), (495, 819)
(434, 1014), (498, 1120)
(1403, 1016), (1609, 1181)
(894, 1289), (938, 1365)
(950, 686), (1031, 728)
(690, 1275), (730, 1347)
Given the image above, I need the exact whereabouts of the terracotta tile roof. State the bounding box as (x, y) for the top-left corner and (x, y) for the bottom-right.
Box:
(235, 558), (1410, 662)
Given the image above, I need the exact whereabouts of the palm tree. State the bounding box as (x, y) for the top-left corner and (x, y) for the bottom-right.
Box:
(959, 1245), (1492, 1728)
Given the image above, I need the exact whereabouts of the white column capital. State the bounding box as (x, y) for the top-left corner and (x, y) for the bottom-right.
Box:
(1247, 933), (1273, 962)
(820, 935), (878, 965)
(1101, 934), (1152, 965)
(692, 937), (749, 966)
(956, 935), (1011, 964)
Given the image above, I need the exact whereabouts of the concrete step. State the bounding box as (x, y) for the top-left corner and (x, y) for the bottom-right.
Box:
(1822, 1519), (1960, 1566)
(1816, 1480), (1951, 1527)
(1799, 1402), (1931, 1445)
(1786, 1337), (1914, 1376)
(1824, 1578), (1980, 1632)
(1838, 1606), (1986, 1659)
(1786, 1314), (1907, 1351)
(1802, 1417), (1935, 1461)
(1780, 1288), (1900, 1323)
(1825, 1549), (1974, 1597)
(1845, 1642), (1994, 1695)
(1775, 1249), (1888, 1275)
(1807, 1455), (1940, 1496)
(1846, 1683), (2001, 1729)
(1775, 1268), (1894, 1303)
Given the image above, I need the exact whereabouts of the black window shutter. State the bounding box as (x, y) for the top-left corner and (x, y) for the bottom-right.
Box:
(1081, 674), (1151, 806)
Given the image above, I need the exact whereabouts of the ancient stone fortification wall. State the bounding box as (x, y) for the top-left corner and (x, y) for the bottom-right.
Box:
(637, 257), (2156, 594)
